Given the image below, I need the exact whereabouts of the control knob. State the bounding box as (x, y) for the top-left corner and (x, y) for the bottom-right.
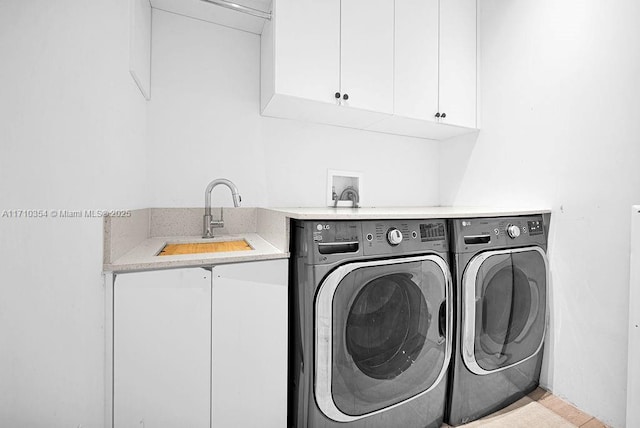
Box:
(506, 224), (521, 239)
(387, 228), (403, 245)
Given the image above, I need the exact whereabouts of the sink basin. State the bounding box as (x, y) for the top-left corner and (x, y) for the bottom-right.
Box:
(157, 239), (252, 256)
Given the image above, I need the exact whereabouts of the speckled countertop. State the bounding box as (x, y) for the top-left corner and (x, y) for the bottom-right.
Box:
(103, 206), (550, 273)
(103, 207), (290, 273)
(104, 233), (285, 272)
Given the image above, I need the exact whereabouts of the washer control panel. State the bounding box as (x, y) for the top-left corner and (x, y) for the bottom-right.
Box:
(362, 219), (448, 255)
(302, 219), (449, 264)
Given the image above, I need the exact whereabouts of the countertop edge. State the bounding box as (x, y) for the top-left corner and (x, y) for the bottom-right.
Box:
(104, 251), (290, 273)
(267, 207), (552, 220)
(104, 231), (289, 273)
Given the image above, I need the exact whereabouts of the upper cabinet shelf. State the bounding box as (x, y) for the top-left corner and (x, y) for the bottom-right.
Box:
(260, 0), (478, 141)
(151, 0), (273, 34)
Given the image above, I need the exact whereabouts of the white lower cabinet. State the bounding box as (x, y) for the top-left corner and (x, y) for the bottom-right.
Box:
(112, 259), (288, 428)
(114, 268), (212, 428)
(212, 260), (288, 428)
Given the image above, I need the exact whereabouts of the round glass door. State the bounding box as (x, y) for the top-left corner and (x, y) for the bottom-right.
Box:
(314, 255), (452, 421)
(345, 272), (429, 380)
(462, 247), (547, 374)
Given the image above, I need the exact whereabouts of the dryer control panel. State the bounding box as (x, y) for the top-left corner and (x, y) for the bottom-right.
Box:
(451, 215), (547, 253)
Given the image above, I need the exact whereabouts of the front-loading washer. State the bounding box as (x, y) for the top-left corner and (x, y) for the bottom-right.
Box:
(445, 215), (550, 426)
(290, 219), (453, 428)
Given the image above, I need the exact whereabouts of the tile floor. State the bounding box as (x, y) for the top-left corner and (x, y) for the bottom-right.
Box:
(442, 388), (609, 427)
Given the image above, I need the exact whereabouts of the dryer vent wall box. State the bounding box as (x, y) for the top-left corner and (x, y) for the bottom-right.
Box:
(327, 170), (362, 207)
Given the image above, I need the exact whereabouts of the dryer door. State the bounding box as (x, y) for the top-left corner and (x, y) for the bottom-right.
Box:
(315, 255), (452, 422)
(462, 246), (548, 375)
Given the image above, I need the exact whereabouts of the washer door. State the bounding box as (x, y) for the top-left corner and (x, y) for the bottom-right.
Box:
(462, 246), (548, 375)
(315, 255), (452, 422)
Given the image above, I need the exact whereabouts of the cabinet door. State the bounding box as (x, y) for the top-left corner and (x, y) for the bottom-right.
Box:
(212, 259), (288, 428)
(394, 0), (439, 120)
(340, 0), (394, 113)
(114, 269), (211, 428)
(439, 0), (477, 128)
(274, 0), (340, 104)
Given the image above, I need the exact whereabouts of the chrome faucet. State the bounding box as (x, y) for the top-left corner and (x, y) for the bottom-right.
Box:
(203, 178), (242, 238)
(334, 186), (359, 208)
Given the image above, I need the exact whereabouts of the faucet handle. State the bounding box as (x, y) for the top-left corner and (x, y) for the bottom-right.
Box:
(203, 214), (224, 238)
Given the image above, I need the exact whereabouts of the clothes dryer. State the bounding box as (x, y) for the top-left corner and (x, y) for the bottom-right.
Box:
(446, 215), (549, 426)
(290, 219), (453, 428)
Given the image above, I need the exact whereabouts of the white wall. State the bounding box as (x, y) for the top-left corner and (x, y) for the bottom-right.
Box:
(440, 1), (640, 426)
(0, 1), (148, 426)
(629, 207), (640, 427)
(147, 10), (440, 208)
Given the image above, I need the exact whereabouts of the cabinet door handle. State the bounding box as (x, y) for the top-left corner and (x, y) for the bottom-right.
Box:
(335, 92), (341, 99)
(435, 112), (441, 118)
(342, 93), (349, 101)
(441, 112), (447, 118)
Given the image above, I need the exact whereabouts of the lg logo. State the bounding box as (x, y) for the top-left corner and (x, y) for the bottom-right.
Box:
(316, 224), (331, 231)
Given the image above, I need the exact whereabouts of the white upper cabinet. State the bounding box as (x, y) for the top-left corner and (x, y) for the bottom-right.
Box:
(262, 0), (391, 129)
(394, 0), (439, 121)
(270, 0), (340, 104)
(269, 0), (395, 111)
(374, 0), (477, 136)
(261, 0), (478, 140)
(340, 0), (394, 113)
(439, 0), (477, 128)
